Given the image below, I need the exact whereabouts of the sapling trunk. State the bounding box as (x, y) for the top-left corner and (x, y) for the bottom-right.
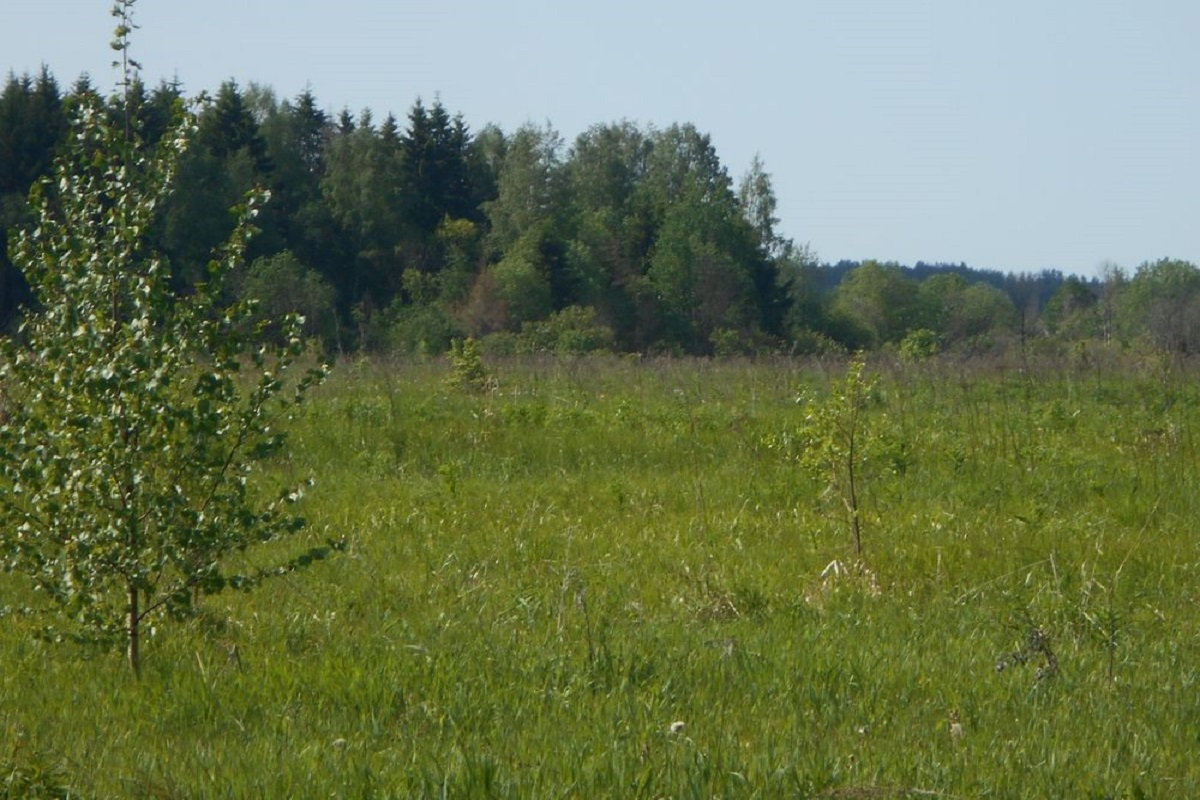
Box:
(845, 367), (865, 561)
(847, 441), (863, 560)
(128, 581), (140, 676)
(795, 354), (878, 564)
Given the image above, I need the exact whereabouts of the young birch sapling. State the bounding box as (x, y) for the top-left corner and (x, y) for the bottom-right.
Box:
(796, 354), (882, 562)
(0, 1), (328, 674)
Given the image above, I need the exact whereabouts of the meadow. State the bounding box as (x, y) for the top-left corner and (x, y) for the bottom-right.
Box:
(2, 349), (1199, 798)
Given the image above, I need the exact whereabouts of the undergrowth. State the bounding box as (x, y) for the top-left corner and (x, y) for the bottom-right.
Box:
(1, 353), (1196, 797)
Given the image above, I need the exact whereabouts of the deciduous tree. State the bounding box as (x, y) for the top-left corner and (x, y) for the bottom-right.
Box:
(0, 3), (327, 674)
(1119, 258), (1200, 353)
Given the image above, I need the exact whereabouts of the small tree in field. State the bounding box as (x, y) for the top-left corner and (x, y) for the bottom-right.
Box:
(797, 355), (880, 561)
(0, 2), (327, 674)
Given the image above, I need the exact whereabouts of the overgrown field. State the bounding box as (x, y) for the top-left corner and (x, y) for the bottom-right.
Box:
(3, 352), (1199, 798)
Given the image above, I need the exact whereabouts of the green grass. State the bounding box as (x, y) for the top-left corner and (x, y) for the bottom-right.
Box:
(3, 352), (1199, 797)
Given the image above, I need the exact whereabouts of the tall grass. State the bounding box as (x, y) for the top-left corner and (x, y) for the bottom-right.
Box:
(2, 353), (1198, 797)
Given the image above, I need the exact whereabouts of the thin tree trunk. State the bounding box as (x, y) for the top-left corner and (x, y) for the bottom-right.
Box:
(847, 411), (863, 561)
(128, 581), (140, 676)
(848, 452), (862, 560)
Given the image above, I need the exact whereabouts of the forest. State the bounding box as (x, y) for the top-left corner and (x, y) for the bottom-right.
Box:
(4, 67), (1196, 359)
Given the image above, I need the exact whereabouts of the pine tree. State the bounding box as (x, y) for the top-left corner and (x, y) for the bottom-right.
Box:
(401, 98), (475, 253)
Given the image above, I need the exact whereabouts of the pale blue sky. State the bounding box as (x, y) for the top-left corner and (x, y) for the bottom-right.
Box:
(7, 0), (1199, 277)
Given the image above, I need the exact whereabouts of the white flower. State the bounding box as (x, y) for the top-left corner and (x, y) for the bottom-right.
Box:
(669, 721), (686, 734)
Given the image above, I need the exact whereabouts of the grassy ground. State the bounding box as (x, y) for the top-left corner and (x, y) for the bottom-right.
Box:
(2, 351), (1198, 797)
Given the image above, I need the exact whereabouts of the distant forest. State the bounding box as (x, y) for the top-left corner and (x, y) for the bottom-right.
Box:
(3, 68), (1196, 357)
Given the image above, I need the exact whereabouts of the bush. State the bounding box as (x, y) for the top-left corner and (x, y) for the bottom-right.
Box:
(789, 327), (847, 356)
(387, 303), (462, 357)
(447, 337), (492, 392)
(899, 328), (939, 361)
(1, 742), (73, 799)
(241, 251), (339, 345)
(518, 306), (615, 355)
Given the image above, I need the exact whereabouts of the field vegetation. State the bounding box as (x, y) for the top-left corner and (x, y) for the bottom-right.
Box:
(3, 349), (1198, 798)
(3, 7), (1198, 796)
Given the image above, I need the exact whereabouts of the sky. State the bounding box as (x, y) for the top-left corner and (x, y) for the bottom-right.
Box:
(6, 0), (1200, 278)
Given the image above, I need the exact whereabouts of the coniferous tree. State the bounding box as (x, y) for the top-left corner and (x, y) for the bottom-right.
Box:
(257, 89), (349, 322)
(161, 80), (273, 288)
(0, 67), (68, 327)
(139, 78), (184, 144)
(399, 98), (476, 275)
(196, 80), (269, 168)
(0, 68), (66, 194)
(322, 106), (406, 308)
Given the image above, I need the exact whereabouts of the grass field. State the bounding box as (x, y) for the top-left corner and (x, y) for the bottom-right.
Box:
(3, 351), (1199, 798)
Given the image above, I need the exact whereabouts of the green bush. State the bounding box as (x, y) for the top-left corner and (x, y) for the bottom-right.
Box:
(899, 328), (939, 361)
(1, 743), (73, 799)
(242, 251), (339, 345)
(387, 303), (462, 357)
(518, 305), (615, 355)
(446, 337), (492, 392)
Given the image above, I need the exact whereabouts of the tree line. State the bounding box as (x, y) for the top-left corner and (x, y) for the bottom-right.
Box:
(3, 68), (1197, 357)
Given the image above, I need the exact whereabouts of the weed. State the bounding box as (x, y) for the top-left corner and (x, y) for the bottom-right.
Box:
(996, 625), (1059, 682)
(1, 737), (73, 800)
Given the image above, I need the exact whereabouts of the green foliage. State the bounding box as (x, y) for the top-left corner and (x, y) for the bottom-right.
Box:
(639, 126), (778, 353)
(1, 739), (72, 799)
(517, 305), (615, 355)
(5, 60), (1119, 360)
(241, 250), (338, 344)
(647, 190), (757, 351)
(400, 98), (475, 237)
(446, 336), (491, 392)
(9, 32), (1199, 362)
(793, 355), (883, 559)
(387, 301), (462, 357)
(832, 261), (922, 347)
(737, 154), (785, 259)
(0, 68), (67, 327)
(789, 326), (847, 356)
(0, 75), (326, 672)
(488, 248), (554, 327)
(483, 123), (565, 255)
(0, 355), (1199, 795)
(1117, 258), (1200, 353)
(319, 106), (405, 307)
(710, 326), (748, 357)
(1042, 275), (1098, 337)
(899, 328), (939, 361)
(433, 216), (483, 303)
(160, 80), (274, 289)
